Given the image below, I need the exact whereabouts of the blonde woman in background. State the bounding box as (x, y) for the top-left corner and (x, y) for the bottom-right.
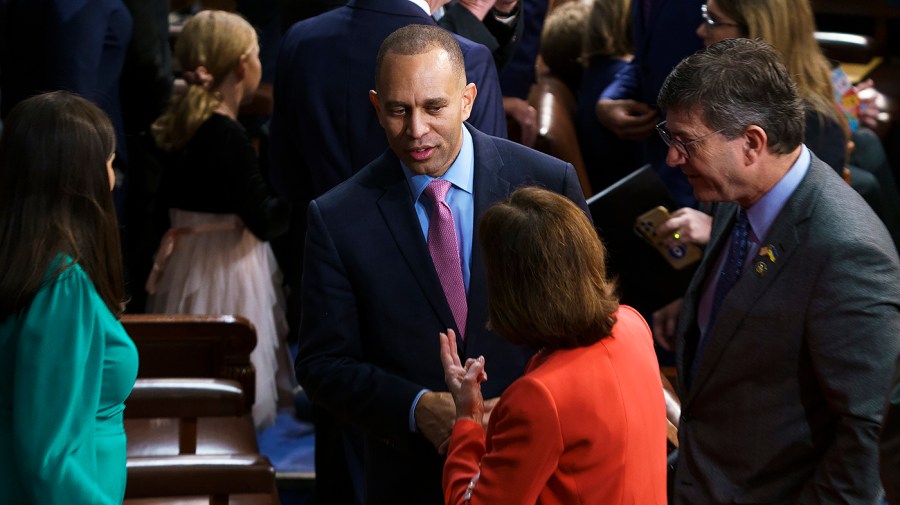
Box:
(148, 10), (292, 430)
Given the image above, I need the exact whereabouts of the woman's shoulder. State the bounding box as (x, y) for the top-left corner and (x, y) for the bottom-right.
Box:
(200, 113), (249, 139)
(39, 256), (99, 303)
(187, 113), (253, 158)
(614, 305), (651, 330)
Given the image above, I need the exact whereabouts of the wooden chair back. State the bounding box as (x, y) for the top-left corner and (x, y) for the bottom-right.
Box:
(527, 74), (593, 197)
(122, 314), (257, 410)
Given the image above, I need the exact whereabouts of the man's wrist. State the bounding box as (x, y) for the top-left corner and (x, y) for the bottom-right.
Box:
(409, 389), (430, 433)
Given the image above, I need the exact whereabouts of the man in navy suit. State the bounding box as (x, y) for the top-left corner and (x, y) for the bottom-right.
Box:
(269, 1), (508, 407)
(269, 0), (506, 205)
(296, 24), (586, 504)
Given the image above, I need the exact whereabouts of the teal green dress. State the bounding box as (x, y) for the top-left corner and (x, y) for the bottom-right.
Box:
(0, 260), (139, 504)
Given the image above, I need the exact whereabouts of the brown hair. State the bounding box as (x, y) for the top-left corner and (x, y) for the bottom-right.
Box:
(152, 10), (257, 151)
(658, 38), (805, 155)
(479, 186), (619, 350)
(539, 2), (591, 90)
(0, 91), (124, 319)
(581, 0), (633, 63)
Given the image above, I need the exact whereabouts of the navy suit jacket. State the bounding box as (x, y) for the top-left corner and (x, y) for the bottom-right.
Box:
(674, 154), (900, 504)
(269, 0), (507, 205)
(600, 0), (703, 208)
(297, 123), (587, 503)
(1, 0), (132, 162)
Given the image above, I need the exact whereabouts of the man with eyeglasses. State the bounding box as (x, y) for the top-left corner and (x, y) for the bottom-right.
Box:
(658, 38), (900, 505)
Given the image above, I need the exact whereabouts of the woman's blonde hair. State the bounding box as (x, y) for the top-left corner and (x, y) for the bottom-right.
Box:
(717, 0), (847, 136)
(152, 10), (257, 151)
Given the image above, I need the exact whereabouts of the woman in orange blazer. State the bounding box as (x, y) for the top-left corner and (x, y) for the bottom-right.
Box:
(440, 187), (668, 505)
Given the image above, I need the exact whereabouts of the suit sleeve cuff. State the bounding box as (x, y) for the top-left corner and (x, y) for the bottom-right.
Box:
(409, 388), (430, 433)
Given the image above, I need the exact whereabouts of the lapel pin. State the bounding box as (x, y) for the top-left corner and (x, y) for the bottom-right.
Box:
(758, 244), (778, 263)
(754, 261), (768, 277)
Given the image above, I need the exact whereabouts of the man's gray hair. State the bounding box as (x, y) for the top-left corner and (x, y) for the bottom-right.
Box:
(657, 38), (805, 154)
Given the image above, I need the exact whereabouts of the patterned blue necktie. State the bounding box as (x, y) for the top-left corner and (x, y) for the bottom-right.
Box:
(689, 209), (749, 384)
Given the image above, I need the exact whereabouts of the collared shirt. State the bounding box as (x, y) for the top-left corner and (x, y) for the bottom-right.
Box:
(404, 126), (475, 433)
(403, 125), (475, 291)
(408, 0), (432, 16)
(697, 146), (811, 337)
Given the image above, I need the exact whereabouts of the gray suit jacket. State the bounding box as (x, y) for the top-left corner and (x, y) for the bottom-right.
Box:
(673, 153), (900, 504)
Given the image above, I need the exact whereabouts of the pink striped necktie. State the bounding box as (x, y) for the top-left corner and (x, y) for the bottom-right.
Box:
(423, 179), (467, 338)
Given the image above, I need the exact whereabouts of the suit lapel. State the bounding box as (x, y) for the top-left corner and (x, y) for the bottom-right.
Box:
(683, 159), (821, 403)
(373, 126), (510, 352)
(676, 202), (734, 396)
(374, 153), (457, 332)
(465, 125), (509, 353)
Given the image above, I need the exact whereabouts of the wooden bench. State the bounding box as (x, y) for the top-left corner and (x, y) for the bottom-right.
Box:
(124, 454), (280, 505)
(122, 314), (257, 411)
(125, 378), (258, 457)
(527, 74), (593, 197)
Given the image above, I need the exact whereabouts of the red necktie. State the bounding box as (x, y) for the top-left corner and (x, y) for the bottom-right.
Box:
(423, 179), (468, 338)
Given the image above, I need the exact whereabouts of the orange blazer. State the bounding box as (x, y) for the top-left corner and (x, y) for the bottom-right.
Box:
(443, 305), (668, 505)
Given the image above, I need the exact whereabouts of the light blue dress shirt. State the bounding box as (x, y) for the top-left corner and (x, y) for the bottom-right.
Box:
(402, 126), (476, 432)
(697, 146), (811, 338)
(403, 125), (475, 291)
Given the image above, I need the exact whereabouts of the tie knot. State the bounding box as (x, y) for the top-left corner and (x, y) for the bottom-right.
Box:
(423, 179), (452, 204)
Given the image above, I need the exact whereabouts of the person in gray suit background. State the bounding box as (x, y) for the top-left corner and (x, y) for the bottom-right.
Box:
(655, 38), (900, 504)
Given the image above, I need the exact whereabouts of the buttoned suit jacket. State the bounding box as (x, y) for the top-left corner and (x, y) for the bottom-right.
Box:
(673, 154), (900, 504)
(269, 0), (507, 205)
(296, 123), (587, 503)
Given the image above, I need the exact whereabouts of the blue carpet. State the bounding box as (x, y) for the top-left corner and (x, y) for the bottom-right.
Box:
(258, 409), (315, 504)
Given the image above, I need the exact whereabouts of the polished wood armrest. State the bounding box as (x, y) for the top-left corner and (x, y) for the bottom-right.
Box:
(126, 378), (246, 418)
(124, 454), (279, 504)
(124, 378), (257, 457)
(660, 369), (681, 451)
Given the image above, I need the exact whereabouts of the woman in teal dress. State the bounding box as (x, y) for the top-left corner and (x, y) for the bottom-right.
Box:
(0, 91), (139, 504)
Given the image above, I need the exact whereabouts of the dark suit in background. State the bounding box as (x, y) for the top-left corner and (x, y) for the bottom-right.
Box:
(438, 1), (524, 71)
(498, 0), (547, 99)
(0, 0), (132, 218)
(674, 156), (900, 503)
(298, 123), (586, 504)
(269, 0), (507, 206)
(599, 0), (704, 208)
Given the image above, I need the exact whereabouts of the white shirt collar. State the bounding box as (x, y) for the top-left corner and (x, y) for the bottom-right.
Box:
(408, 0), (432, 15)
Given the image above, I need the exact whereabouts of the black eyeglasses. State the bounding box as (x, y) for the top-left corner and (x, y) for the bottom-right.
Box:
(701, 4), (741, 29)
(656, 121), (724, 159)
